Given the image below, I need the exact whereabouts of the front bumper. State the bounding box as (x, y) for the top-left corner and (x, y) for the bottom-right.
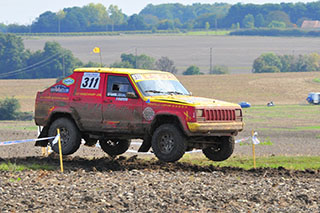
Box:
(187, 121), (244, 133)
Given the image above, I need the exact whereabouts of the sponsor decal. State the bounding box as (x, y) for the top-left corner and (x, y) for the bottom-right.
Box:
(116, 97), (128, 102)
(143, 107), (155, 121)
(50, 85), (70, 93)
(62, 77), (75, 86)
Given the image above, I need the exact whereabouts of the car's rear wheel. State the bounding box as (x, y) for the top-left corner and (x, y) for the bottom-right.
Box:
(48, 118), (81, 155)
(99, 139), (131, 157)
(202, 136), (235, 161)
(151, 124), (186, 162)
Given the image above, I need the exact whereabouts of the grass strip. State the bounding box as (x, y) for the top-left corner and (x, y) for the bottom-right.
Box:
(181, 155), (320, 170)
(0, 161), (56, 171)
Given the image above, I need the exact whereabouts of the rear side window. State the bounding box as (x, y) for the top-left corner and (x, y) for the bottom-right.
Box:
(107, 75), (135, 97)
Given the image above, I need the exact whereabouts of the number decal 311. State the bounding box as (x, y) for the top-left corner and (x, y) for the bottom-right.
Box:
(81, 73), (101, 89)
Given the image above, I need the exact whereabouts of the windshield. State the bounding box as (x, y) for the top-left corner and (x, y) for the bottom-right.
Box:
(131, 73), (190, 97)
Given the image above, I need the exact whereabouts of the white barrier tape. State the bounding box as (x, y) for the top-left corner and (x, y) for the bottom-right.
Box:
(235, 137), (251, 144)
(235, 132), (261, 145)
(0, 136), (56, 146)
(51, 134), (60, 146)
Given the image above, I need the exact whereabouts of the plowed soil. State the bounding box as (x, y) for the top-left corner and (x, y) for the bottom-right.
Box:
(1, 72), (320, 212)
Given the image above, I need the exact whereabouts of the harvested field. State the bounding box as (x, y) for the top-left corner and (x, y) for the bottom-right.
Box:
(1, 72), (320, 112)
(23, 35), (320, 74)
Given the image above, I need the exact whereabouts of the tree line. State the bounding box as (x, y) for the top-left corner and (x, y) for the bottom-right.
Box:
(0, 33), (100, 79)
(2, 2), (320, 33)
(252, 52), (320, 73)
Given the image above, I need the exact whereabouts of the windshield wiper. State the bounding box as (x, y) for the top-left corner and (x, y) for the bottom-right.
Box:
(166, 91), (184, 95)
(144, 90), (164, 94)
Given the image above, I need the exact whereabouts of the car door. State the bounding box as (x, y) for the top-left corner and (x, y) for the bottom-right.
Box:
(102, 74), (144, 134)
(70, 72), (104, 131)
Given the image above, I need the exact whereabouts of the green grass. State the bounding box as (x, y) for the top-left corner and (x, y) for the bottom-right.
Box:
(0, 161), (55, 171)
(181, 155), (320, 170)
(313, 78), (320, 83)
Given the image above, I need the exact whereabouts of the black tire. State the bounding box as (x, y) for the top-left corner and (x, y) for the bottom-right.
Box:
(48, 118), (81, 155)
(151, 124), (186, 162)
(202, 136), (235, 161)
(99, 139), (131, 156)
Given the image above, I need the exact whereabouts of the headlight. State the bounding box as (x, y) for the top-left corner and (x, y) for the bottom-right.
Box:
(235, 109), (242, 117)
(196, 109), (204, 117)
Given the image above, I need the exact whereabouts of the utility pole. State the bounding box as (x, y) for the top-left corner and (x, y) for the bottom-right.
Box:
(210, 47), (213, 73)
(62, 53), (65, 77)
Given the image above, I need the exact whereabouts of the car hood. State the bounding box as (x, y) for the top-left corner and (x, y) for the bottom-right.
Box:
(149, 95), (240, 107)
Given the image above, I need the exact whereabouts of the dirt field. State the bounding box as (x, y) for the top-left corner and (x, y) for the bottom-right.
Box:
(23, 35), (320, 74)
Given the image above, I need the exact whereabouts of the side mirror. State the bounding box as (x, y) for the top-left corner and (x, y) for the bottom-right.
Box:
(126, 92), (138, 99)
(189, 91), (193, 96)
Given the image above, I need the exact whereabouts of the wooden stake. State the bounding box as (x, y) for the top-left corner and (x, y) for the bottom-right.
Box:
(57, 129), (64, 173)
(252, 130), (256, 169)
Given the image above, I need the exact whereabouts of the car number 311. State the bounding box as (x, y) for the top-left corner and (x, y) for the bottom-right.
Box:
(80, 73), (100, 89)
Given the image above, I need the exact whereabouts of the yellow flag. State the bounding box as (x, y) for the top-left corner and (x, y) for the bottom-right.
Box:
(93, 47), (100, 53)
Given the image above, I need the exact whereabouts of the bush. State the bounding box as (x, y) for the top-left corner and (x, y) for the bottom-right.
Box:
(210, 65), (229, 74)
(183, 65), (203, 75)
(0, 97), (21, 120)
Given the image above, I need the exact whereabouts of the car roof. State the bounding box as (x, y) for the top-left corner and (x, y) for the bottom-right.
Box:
(74, 67), (165, 75)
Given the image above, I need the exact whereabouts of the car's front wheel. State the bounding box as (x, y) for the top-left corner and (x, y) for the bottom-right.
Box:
(151, 124), (186, 162)
(48, 118), (81, 155)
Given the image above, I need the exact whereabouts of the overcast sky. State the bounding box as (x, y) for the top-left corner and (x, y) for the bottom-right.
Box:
(0, 0), (317, 25)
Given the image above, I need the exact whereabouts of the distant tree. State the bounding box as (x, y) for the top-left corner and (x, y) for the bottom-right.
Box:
(279, 55), (295, 72)
(242, 14), (255, 28)
(32, 11), (58, 32)
(210, 65), (229, 74)
(110, 61), (134, 68)
(57, 10), (66, 33)
(205, 22), (210, 31)
(108, 5), (125, 31)
(0, 97), (20, 120)
(156, 57), (177, 74)
(0, 34), (28, 79)
(268, 21), (286, 28)
(0, 23), (6, 32)
(183, 65), (203, 75)
(266, 11), (291, 27)
(157, 19), (175, 30)
(255, 14), (265, 28)
(127, 14), (147, 30)
(110, 53), (155, 69)
(252, 53), (281, 73)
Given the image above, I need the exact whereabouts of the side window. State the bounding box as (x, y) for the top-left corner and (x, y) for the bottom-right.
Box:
(107, 75), (135, 97)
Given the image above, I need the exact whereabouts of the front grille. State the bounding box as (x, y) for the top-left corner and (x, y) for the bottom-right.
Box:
(204, 109), (236, 121)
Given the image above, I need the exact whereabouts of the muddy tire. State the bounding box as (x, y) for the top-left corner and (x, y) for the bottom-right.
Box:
(152, 124), (186, 162)
(99, 139), (131, 157)
(48, 118), (81, 155)
(202, 136), (235, 161)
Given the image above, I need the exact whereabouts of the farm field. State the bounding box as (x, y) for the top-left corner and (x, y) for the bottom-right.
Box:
(23, 35), (320, 74)
(1, 72), (320, 212)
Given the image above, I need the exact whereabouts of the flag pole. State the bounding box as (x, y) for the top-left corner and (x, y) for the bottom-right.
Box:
(99, 51), (102, 67)
(252, 130), (256, 169)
